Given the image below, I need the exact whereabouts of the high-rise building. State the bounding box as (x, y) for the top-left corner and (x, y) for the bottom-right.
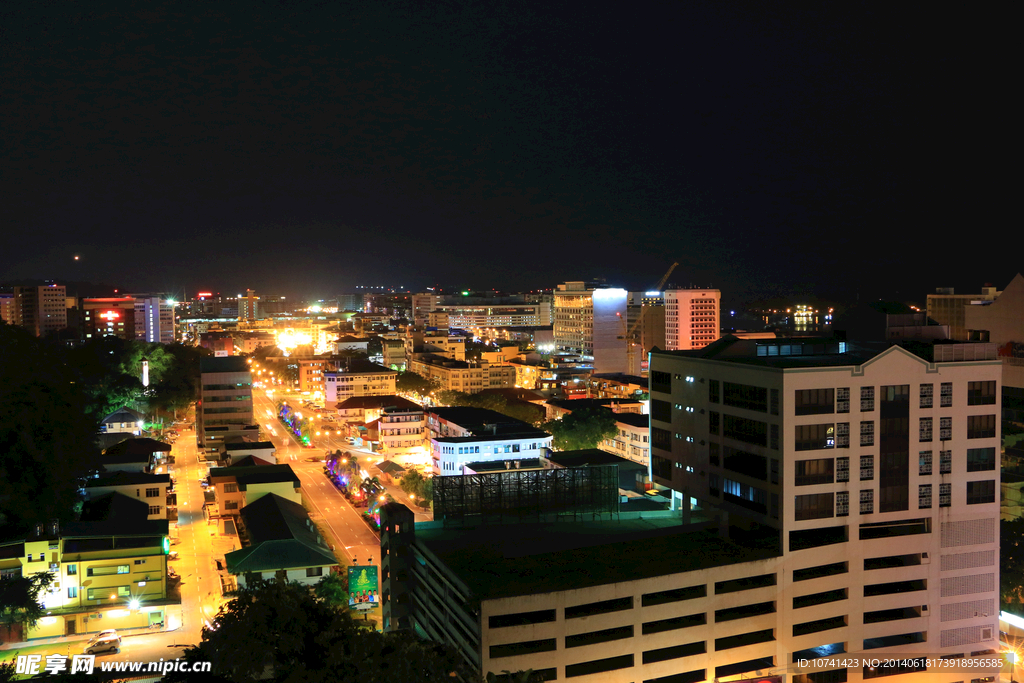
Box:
(131, 295), (176, 344)
(239, 289), (260, 323)
(649, 336), (1002, 671)
(553, 282), (628, 374)
(198, 357), (256, 451)
(0, 292), (14, 324)
(664, 288), (720, 351)
(82, 297), (136, 341)
(13, 284), (67, 336)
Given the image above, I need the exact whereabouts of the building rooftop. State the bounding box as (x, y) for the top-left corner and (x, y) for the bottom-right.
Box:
(225, 494), (336, 574)
(590, 373), (648, 386)
(86, 471), (172, 488)
(613, 412), (650, 428)
(80, 492), (149, 522)
(428, 407), (527, 430)
(650, 335), (883, 369)
(210, 464), (299, 488)
(416, 518), (780, 601)
(200, 356), (250, 373)
(104, 437), (172, 457)
(336, 395), (420, 411)
(545, 398), (644, 412)
(545, 449), (648, 490)
(101, 407), (146, 424)
(229, 455), (276, 467)
(331, 358), (396, 375)
(222, 441), (276, 451)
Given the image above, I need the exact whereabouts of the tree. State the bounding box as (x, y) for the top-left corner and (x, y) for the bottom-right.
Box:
(0, 325), (102, 534)
(399, 470), (433, 505)
(0, 572), (54, 632)
(163, 579), (463, 683)
(541, 408), (618, 451)
(1003, 517), (1024, 609)
(313, 572), (349, 608)
(395, 371), (435, 395)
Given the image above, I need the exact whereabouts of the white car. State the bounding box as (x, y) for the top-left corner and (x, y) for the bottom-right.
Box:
(84, 633), (120, 655)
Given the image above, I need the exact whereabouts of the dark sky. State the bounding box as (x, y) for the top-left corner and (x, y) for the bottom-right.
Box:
(1, 2), (1003, 304)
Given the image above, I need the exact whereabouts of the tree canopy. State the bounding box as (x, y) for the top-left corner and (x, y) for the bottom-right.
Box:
(434, 390), (541, 425)
(541, 408), (618, 451)
(0, 324), (102, 533)
(395, 370), (435, 395)
(399, 470), (433, 505)
(0, 572), (54, 631)
(163, 579), (463, 683)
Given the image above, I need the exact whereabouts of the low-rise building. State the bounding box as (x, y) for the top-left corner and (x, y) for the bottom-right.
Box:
(336, 395), (421, 424)
(208, 464), (301, 534)
(543, 398), (646, 421)
(408, 356), (516, 394)
(426, 407), (552, 475)
(84, 471), (172, 520)
(218, 441), (278, 466)
(598, 411), (651, 465)
(0, 506), (169, 640)
(100, 438), (172, 474)
(100, 407), (146, 435)
(586, 373), (649, 400)
(225, 494), (337, 589)
(378, 406), (427, 457)
(324, 359), (398, 405)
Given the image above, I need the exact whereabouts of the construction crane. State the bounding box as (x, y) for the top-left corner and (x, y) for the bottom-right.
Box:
(624, 262), (679, 373)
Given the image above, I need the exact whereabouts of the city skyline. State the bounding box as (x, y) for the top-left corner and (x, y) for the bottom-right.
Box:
(1, 4), (996, 303)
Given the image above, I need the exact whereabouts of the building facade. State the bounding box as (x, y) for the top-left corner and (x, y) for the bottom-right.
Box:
(378, 406), (427, 456)
(132, 295), (175, 344)
(664, 288), (721, 351)
(324, 360), (398, 406)
(553, 282), (628, 374)
(408, 356), (516, 394)
(13, 284), (68, 337)
(927, 284), (1001, 342)
(198, 357), (256, 450)
(82, 297), (137, 341)
(648, 337), (1002, 678)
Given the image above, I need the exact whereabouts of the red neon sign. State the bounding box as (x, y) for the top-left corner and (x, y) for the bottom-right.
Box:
(100, 310), (121, 321)
(198, 292), (213, 297)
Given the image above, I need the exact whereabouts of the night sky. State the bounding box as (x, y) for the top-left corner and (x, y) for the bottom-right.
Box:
(1, 3), (1001, 304)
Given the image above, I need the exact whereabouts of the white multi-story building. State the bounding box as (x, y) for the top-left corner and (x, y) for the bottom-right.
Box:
(648, 336), (1002, 680)
(426, 407), (552, 475)
(323, 359), (398, 406)
(132, 295), (175, 344)
(553, 282), (628, 374)
(665, 288), (720, 351)
(378, 407), (426, 456)
(598, 411), (651, 465)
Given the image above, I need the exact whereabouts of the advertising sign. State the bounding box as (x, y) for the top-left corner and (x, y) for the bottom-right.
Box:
(347, 565), (378, 611)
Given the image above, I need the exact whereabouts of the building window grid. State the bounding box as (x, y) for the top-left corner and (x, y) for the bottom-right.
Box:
(940, 382), (953, 407)
(836, 457), (850, 482)
(940, 450), (952, 474)
(919, 484), (932, 509)
(837, 387), (850, 413)
(920, 417), (933, 442)
(939, 482), (952, 507)
(836, 491), (849, 516)
(860, 489), (874, 515)
(860, 421), (874, 447)
(860, 455), (874, 481)
(920, 383), (933, 409)
(836, 422), (850, 448)
(939, 416), (952, 441)
(919, 451), (932, 476)
(861, 386), (874, 412)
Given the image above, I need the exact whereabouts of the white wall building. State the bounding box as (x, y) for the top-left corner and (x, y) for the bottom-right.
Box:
(553, 282), (628, 374)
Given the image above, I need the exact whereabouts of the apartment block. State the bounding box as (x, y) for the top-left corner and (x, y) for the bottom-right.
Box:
(324, 359), (398, 406)
(131, 295), (175, 344)
(208, 464), (301, 534)
(664, 288), (720, 351)
(377, 406), (427, 456)
(648, 336), (1002, 680)
(426, 407), (552, 475)
(553, 282), (629, 374)
(13, 284), (67, 337)
(198, 357), (256, 450)
(407, 356), (515, 394)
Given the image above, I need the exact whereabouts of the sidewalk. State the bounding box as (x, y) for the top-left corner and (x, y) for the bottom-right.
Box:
(0, 604), (183, 652)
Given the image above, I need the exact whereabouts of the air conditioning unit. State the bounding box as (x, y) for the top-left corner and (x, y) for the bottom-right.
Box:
(981, 627), (993, 640)
(49, 563), (59, 571)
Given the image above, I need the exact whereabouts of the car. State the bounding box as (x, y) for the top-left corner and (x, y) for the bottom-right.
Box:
(84, 634), (121, 655)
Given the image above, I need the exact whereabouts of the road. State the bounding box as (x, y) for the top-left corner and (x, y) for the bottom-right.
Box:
(251, 389), (381, 570)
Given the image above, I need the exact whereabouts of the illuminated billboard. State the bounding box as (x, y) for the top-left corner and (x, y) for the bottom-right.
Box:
(347, 565), (378, 611)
